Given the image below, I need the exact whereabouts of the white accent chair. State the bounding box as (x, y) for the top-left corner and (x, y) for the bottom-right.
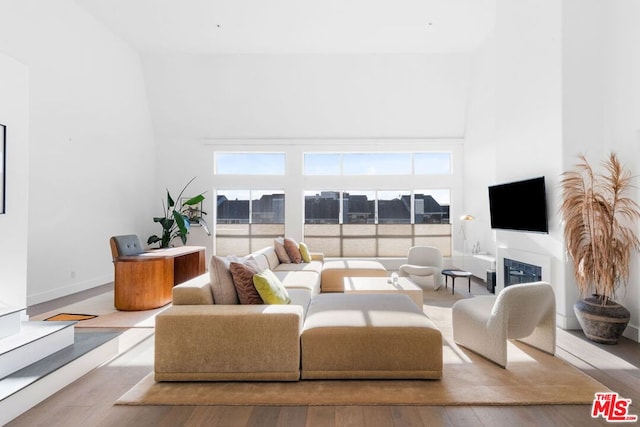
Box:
(398, 246), (444, 290)
(451, 281), (556, 368)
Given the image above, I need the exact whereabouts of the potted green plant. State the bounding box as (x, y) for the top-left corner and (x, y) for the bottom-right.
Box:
(147, 177), (208, 248)
(560, 153), (640, 344)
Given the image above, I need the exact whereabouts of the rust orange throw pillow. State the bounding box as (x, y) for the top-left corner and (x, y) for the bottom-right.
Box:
(284, 237), (303, 263)
(229, 261), (263, 304)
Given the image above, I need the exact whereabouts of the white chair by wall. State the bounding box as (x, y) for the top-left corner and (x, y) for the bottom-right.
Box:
(398, 246), (444, 290)
(451, 281), (556, 368)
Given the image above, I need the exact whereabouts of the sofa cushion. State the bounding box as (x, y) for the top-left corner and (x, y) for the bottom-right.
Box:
(253, 269), (291, 305)
(320, 260), (387, 292)
(209, 255), (239, 305)
(250, 254), (270, 272)
(284, 238), (303, 263)
(274, 238), (291, 264)
(274, 271), (321, 295)
(287, 288), (313, 317)
(253, 247), (280, 270)
(154, 304), (303, 382)
(301, 293), (443, 379)
(299, 242), (312, 263)
(274, 260), (323, 275)
(229, 261), (263, 304)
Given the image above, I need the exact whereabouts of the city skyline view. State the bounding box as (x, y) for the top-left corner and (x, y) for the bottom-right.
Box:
(217, 190), (450, 224)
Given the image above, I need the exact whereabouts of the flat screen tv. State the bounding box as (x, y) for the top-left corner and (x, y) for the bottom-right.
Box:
(488, 176), (549, 233)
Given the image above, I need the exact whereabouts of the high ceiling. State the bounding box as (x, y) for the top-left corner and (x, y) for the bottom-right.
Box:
(74, 0), (496, 55)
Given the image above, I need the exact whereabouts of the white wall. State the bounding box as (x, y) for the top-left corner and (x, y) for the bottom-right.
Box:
(460, 32), (497, 261)
(463, 0), (640, 340)
(0, 0), (157, 305)
(0, 53), (29, 309)
(561, 0), (640, 339)
(493, 0), (567, 323)
(465, 1), (566, 310)
(561, 0), (607, 330)
(143, 54), (471, 140)
(143, 53), (472, 257)
(597, 0), (640, 339)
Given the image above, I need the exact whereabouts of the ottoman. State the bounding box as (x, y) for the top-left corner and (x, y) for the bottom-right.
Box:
(321, 260), (387, 292)
(301, 293), (442, 379)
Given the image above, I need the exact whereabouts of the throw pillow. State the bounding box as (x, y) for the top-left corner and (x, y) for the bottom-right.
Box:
(299, 242), (312, 263)
(274, 237), (291, 264)
(229, 261), (263, 304)
(209, 255), (239, 304)
(253, 269), (291, 305)
(284, 237), (303, 264)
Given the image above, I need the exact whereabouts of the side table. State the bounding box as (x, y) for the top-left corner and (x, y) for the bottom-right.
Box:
(441, 269), (473, 295)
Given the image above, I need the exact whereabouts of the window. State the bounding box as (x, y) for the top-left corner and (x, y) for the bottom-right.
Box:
(216, 190), (250, 224)
(304, 154), (341, 175)
(305, 191), (340, 224)
(414, 152), (451, 174)
(215, 153), (285, 175)
(216, 189), (285, 256)
(303, 152), (451, 176)
(343, 191), (375, 224)
(212, 145), (458, 257)
(251, 190), (285, 224)
(343, 153), (410, 175)
(377, 191), (411, 224)
(414, 190), (450, 224)
(303, 190), (451, 257)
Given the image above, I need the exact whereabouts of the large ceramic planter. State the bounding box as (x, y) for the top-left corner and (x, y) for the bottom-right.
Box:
(574, 297), (630, 344)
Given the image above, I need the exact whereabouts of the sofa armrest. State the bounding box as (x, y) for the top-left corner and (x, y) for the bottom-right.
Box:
(155, 304), (304, 381)
(310, 252), (324, 262)
(172, 273), (214, 305)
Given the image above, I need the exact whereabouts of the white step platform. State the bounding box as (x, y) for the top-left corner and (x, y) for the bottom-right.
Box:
(0, 328), (125, 426)
(0, 306), (23, 340)
(0, 321), (75, 379)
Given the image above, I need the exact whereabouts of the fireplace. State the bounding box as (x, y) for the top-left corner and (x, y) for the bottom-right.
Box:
(496, 248), (550, 293)
(503, 258), (542, 287)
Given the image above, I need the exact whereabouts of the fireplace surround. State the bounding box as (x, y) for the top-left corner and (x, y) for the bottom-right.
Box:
(504, 257), (542, 287)
(496, 248), (551, 294)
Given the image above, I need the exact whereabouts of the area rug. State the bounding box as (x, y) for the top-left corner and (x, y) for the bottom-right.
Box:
(44, 313), (98, 321)
(116, 333), (610, 406)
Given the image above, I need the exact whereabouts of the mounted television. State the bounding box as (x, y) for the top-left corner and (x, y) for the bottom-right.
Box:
(488, 176), (549, 233)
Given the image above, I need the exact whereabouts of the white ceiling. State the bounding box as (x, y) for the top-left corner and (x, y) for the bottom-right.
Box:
(74, 0), (496, 55)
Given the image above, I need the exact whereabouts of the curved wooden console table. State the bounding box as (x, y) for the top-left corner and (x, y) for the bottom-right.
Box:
(113, 246), (205, 311)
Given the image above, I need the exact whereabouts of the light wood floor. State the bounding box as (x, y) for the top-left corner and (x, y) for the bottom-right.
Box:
(8, 280), (640, 427)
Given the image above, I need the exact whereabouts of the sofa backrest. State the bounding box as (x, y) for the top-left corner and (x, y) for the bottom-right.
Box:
(253, 247), (280, 270)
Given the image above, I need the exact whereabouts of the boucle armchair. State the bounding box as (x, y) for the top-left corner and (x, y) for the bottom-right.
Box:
(451, 281), (556, 368)
(398, 246), (444, 289)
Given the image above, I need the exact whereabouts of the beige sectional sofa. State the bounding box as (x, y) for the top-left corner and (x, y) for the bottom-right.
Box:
(154, 245), (443, 382)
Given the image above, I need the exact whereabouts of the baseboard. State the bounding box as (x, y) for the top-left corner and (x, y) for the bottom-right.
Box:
(557, 313), (581, 330)
(557, 314), (639, 343)
(623, 324), (639, 342)
(27, 275), (112, 306)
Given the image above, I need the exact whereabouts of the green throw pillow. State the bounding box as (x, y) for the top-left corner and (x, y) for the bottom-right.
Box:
(253, 269), (291, 304)
(299, 242), (312, 263)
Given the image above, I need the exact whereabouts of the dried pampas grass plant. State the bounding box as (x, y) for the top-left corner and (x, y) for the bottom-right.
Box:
(560, 153), (640, 304)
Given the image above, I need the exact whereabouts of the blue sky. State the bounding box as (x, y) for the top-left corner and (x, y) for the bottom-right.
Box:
(215, 152), (451, 204)
(216, 152), (451, 175)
